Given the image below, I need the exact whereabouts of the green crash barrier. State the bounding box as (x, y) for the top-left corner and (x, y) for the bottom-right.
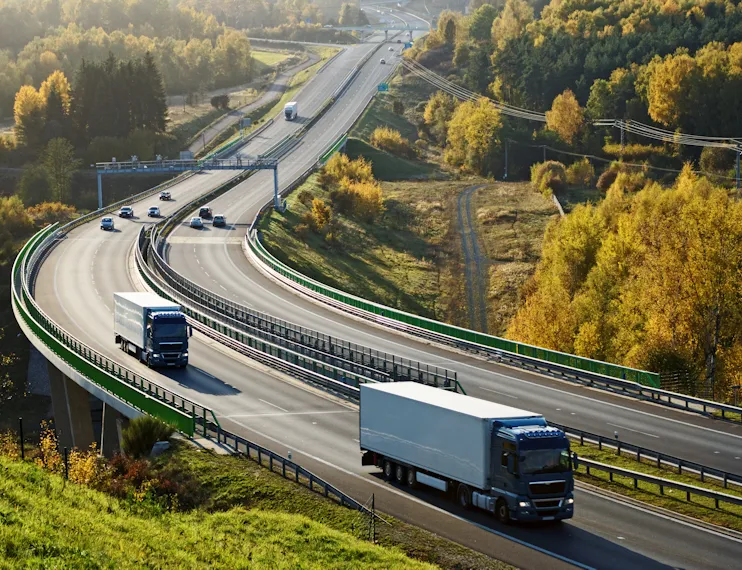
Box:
(14, 227), (197, 436)
(319, 134), (348, 164)
(248, 235), (661, 389)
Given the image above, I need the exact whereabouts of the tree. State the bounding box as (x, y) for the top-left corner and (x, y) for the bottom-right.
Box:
(491, 0), (533, 47)
(424, 91), (456, 143)
(43, 138), (80, 203)
(211, 94), (230, 109)
(445, 97), (502, 175)
(437, 10), (459, 45)
(39, 70), (71, 114)
(647, 53), (696, 127)
(139, 52), (168, 132)
(18, 164), (52, 206)
(545, 89), (584, 145)
(13, 85), (46, 147)
(468, 4), (498, 42)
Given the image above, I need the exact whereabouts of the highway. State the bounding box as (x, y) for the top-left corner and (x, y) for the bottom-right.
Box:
(33, 8), (742, 570)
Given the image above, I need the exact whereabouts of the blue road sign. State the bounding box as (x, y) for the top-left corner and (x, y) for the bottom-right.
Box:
(404, 42), (413, 48)
(377, 83), (389, 92)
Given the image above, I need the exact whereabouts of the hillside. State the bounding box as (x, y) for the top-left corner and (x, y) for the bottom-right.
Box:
(0, 453), (435, 570)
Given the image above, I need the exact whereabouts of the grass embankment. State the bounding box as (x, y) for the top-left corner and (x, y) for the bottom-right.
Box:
(573, 440), (742, 532)
(470, 184), (557, 333)
(260, 173), (474, 324)
(252, 49), (293, 68)
(0, 454), (430, 569)
(0, 441), (511, 570)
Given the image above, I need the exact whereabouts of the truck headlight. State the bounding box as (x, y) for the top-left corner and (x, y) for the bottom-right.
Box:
(182, 352), (188, 357)
(518, 501), (530, 508)
(152, 353), (160, 358)
(566, 497), (574, 505)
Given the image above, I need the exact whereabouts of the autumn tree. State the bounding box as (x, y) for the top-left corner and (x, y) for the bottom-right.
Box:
(490, 0), (533, 47)
(646, 52), (696, 127)
(437, 10), (460, 45)
(424, 91), (457, 143)
(43, 138), (80, 203)
(445, 97), (502, 175)
(545, 89), (584, 145)
(468, 4), (498, 42)
(13, 85), (46, 147)
(18, 164), (52, 206)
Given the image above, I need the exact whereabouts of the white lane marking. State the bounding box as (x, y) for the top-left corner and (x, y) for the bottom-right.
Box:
(478, 386), (518, 399)
(225, 410), (354, 418)
(221, 415), (595, 570)
(606, 423), (660, 439)
(258, 398), (289, 413)
(223, 238), (742, 442)
(204, 271), (210, 278)
(577, 485), (742, 545)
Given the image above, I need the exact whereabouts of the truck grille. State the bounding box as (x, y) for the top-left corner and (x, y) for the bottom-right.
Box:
(533, 498), (562, 509)
(529, 481), (566, 495)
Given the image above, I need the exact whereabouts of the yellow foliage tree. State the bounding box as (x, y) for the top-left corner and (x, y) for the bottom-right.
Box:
(545, 89), (584, 145)
(349, 180), (384, 222)
(39, 70), (71, 114)
(445, 97), (502, 175)
(647, 53), (696, 126)
(13, 85), (45, 147)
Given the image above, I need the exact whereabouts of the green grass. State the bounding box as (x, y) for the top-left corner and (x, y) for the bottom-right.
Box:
(470, 183), (558, 334)
(0, 454), (435, 569)
(351, 73), (435, 143)
(345, 138), (440, 181)
(555, 185), (603, 212)
(260, 174), (482, 326)
(252, 49), (293, 67)
(573, 441), (742, 532)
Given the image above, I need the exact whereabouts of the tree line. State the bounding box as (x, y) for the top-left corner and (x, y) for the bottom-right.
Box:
(409, 0), (742, 179)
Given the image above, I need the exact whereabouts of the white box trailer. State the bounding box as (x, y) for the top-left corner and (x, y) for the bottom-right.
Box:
(360, 382), (575, 522)
(113, 292), (190, 367)
(284, 102), (298, 120)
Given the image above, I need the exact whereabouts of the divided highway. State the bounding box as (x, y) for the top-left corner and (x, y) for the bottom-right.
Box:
(34, 13), (742, 570)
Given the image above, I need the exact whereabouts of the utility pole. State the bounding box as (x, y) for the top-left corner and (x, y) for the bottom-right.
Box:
(543, 145), (546, 163)
(620, 123), (625, 156)
(504, 139), (508, 179)
(736, 145), (741, 197)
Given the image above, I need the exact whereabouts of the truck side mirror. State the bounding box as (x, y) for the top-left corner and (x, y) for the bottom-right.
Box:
(572, 452), (579, 471)
(506, 453), (515, 475)
(188, 325), (193, 337)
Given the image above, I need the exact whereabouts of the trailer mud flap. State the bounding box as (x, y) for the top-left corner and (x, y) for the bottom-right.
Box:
(361, 451), (376, 466)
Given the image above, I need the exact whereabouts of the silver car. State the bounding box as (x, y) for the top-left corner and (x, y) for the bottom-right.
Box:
(100, 217), (114, 231)
(190, 216), (203, 228)
(148, 206), (161, 217)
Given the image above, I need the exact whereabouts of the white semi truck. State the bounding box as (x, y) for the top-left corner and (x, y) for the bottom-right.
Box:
(360, 382), (575, 523)
(113, 292), (191, 368)
(284, 101), (298, 120)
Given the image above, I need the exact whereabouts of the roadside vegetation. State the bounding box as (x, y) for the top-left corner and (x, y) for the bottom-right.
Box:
(573, 439), (742, 532)
(0, 420), (511, 570)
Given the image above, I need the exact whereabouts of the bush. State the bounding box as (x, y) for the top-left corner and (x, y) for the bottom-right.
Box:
(370, 127), (415, 158)
(530, 161), (567, 197)
(603, 143), (666, 161)
(294, 223), (310, 240)
(122, 416), (175, 459)
(566, 158), (595, 187)
(27, 202), (77, 226)
(297, 189), (314, 206)
(596, 168), (618, 192)
(392, 100), (404, 115)
(322, 153), (373, 186)
(700, 146), (735, 174)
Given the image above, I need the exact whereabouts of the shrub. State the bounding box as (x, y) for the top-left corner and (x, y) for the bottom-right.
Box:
(322, 153), (373, 186)
(566, 158), (595, 186)
(349, 180), (384, 222)
(596, 168), (618, 192)
(393, 100), (405, 115)
(530, 161), (567, 197)
(122, 416), (175, 459)
(700, 146), (735, 174)
(297, 189), (314, 206)
(36, 420), (62, 473)
(294, 223), (310, 240)
(603, 143), (665, 161)
(27, 202), (77, 226)
(0, 430), (20, 460)
(310, 198), (332, 232)
(369, 127), (415, 158)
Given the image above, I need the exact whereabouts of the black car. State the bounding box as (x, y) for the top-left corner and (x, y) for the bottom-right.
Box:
(199, 206), (212, 219)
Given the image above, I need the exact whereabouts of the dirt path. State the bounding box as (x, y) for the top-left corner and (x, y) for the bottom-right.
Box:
(187, 52), (321, 154)
(456, 185), (489, 333)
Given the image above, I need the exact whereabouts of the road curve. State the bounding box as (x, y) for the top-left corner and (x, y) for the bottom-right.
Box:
(33, 16), (742, 570)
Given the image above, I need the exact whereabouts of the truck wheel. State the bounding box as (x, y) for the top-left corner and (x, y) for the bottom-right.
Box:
(496, 499), (510, 524)
(406, 468), (417, 488)
(457, 484), (472, 509)
(395, 464), (406, 484)
(383, 459), (394, 481)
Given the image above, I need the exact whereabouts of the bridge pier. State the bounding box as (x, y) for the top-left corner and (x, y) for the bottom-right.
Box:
(100, 402), (126, 457)
(47, 362), (95, 451)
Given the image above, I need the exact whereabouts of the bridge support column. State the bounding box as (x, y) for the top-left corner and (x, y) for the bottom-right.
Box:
(97, 172), (103, 210)
(100, 402), (124, 457)
(47, 363), (95, 451)
(273, 167), (280, 209)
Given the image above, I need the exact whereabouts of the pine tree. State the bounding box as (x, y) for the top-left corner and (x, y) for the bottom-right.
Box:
(141, 52), (168, 132)
(43, 138), (80, 204)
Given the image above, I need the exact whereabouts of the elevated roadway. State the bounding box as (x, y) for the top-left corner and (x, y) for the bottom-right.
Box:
(34, 16), (742, 570)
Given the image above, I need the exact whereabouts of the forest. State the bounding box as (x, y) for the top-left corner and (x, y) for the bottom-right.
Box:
(409, 0), (742, 399)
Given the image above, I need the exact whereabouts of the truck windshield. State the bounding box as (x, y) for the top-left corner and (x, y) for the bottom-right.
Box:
(153, 323), (187, 338)
(520, 448), (571, 475)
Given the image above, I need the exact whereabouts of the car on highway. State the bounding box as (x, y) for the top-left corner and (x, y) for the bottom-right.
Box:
(388, 46), (394, 51)
(397, 39), (401, 43)
(100, 217), (114, 231)
(159, 191), (171, 200)
(380, 58), (386, 64)
(199, 206), (213, 219)
(190, 216), (203, 228)
(213, 214), (226, 227)
(119, 206), (133, 218)
(147, 206), (160, 217)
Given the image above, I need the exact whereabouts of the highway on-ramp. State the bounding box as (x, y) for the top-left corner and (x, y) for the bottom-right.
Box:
(33, 14), (742, 570)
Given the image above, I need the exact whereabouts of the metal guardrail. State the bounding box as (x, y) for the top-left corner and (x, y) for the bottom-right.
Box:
(579, 458), (742, 510)
(245, 232), (742, 423)
(552, 422), (742, 489)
